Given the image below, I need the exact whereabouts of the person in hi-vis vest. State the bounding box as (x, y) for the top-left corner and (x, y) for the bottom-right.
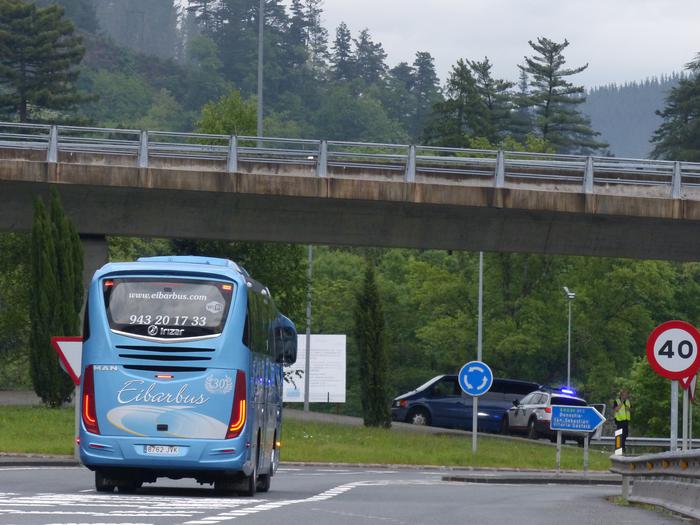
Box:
(613, 388), (631, 453)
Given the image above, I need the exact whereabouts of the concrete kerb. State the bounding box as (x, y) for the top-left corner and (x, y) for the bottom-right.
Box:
(0, 454), (620, 485)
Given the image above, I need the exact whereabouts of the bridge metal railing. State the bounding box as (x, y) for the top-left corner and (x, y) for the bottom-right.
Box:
(1, 121), (698, 198)
(610, 450), (700, 520)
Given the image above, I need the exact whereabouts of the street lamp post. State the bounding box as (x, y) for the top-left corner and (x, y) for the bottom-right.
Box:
(563, 287), (576, 389)
(256, 0), (264, 138)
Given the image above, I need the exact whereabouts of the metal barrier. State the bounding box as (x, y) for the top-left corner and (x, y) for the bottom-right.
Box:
(610, 451), (700, 519)
(592, 436), (700, 449)
(1, 121), (698, 197)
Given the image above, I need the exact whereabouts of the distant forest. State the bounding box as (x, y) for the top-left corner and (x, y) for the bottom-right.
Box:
(24, 0), (683, 159)
(583, 75), (683, 159)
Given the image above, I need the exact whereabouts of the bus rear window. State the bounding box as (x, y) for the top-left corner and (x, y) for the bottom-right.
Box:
(104, 278), (234, 340)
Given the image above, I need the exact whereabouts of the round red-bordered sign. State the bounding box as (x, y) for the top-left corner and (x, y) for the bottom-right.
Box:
(646, 320), (700, 380)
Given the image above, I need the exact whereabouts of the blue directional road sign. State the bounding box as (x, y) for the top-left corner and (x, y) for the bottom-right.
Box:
(458, 361), (493, 397)
(550, 405), (605, 432)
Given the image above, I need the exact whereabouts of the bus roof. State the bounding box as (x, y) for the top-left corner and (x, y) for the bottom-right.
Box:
(93, 256), (251, 284)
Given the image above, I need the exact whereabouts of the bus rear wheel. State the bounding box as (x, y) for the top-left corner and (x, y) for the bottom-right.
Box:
(95, 471), (116, 493)
(257, 441), (275, 493)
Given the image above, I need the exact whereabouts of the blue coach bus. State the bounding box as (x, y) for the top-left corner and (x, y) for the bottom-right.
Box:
(79, 256), (297, 495)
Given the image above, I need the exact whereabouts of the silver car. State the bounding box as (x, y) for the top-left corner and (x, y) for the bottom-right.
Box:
(503, 390), (590, 445)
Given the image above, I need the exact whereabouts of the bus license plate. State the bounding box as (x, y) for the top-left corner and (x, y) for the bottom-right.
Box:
(145, 445), (180, 455)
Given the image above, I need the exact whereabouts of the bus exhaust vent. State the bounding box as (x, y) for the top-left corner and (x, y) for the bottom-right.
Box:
(123, 365), (207, 372)
(116, 345), (215, 354)
(118, 354), (211, 362)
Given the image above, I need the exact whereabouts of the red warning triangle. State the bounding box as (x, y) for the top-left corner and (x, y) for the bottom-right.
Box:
(51, 336), (83, 386)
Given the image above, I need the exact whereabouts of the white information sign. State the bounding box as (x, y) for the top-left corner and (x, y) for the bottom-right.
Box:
(283, 334), (346, 403)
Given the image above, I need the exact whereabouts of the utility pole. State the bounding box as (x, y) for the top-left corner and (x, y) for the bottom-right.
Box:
(303, 245), (313, 411)
(256, 0), (264, 138)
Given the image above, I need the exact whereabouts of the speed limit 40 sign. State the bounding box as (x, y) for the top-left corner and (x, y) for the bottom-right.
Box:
(646, 320), (700, 380)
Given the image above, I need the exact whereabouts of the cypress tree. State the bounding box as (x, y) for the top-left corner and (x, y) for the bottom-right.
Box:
(0, 0), (86, 122)
(354, 260), (391, 428)
(29, 189), (82, 407)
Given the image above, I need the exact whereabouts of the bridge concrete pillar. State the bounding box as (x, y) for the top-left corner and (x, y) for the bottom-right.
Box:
(80, 234), (108, 319)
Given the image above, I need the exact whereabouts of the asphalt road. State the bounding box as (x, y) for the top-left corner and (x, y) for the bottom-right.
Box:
(0, 465), (685, 525)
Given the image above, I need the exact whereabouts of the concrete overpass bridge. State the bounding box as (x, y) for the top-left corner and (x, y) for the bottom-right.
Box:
(2, 121), (700, 266)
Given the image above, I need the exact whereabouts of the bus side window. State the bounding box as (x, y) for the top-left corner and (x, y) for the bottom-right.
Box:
(242, 305), (251, 348)
(82, 292), (90, 342)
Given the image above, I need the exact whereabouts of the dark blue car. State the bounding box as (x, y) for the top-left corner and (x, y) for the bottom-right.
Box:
(391, 375), (540, 433)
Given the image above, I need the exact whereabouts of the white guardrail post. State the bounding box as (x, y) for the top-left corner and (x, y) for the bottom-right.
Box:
(672, 161), (681, 199)
(583, 156), (594, 194)
(316, 140), (327, 177)
(227, 135), (238, 173)
(494, 150), (505, 188)
(47, 125), (58, 163)
(405, 145), (416, 183)
(138, 130), (149, 169)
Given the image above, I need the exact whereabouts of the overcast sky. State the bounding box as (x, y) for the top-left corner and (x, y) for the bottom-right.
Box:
(319, 0), (699, 88)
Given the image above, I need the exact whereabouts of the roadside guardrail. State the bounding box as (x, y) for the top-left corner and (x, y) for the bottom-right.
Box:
(1, 121), (700, 197)
(591, 436), (700, 449)
(610, 450), (700, 520)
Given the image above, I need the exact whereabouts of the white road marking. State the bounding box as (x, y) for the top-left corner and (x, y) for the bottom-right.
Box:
(0, 476), (446, 524)
(184, 479), (445, 524)
(0, 467), (81, 471)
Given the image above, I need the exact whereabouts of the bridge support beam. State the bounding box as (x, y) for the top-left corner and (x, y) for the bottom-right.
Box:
(80, 234), (108, 318)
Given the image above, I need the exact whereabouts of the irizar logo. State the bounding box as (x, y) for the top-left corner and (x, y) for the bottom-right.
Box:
(205, 374), (233, 394)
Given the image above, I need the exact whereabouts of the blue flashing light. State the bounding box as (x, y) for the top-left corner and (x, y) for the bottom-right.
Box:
(560, 388), (576, 395)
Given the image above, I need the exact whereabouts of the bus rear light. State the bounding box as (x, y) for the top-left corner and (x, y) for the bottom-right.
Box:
(82, 365), (100, 435)
(103, 280), (113, 287)
(155, 374), (174, 379)
(226, 370), (247, 439)
(544, 407), (552, 414)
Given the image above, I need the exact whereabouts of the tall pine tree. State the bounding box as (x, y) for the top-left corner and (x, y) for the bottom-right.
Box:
(331, 22), (354, 81)
(35, 0), (98, 33)
(353, 29), (387, 85)
(424, 59), (488, 147)
(0, 0), (85, 122)
(651, 55), (700, 161)
(354, 260), (390, 428)
(519, 37), (606, 153)
(467, 57), (514, 143)
(410, 52), (442, 140)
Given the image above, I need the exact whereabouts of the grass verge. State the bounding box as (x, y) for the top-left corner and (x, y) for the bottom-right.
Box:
(281, 420), (610, 471)
(0, 406), (611, 471)
(0, 406), (74, 455)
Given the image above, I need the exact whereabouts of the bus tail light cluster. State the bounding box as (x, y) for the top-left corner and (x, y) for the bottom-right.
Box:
(82, 365), (100, 434)
(226, 370), (247, 439)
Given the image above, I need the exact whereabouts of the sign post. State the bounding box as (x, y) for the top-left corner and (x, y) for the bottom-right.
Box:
(646, 320), (700, 452)
(458, 360), (493, 454)
(550, 405), (605, 473)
